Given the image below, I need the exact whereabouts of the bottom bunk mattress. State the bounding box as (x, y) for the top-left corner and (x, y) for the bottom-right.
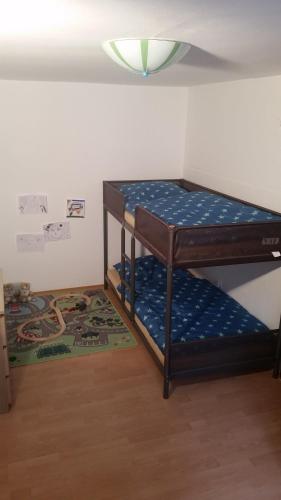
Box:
(113, 256), (272, 354)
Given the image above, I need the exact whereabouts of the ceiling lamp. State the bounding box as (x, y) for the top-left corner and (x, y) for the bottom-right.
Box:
(102, 39), (190, 77)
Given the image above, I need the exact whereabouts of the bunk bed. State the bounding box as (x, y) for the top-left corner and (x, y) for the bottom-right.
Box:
(103, 179), (281, 398)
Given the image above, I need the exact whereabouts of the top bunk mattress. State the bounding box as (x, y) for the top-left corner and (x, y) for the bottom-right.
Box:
(120, 186), (281, 226)
(118, 182), (281, 226)
(119, 181), (187, 214)
(118, 181), (187, 226)
(141, 191), (281, 226)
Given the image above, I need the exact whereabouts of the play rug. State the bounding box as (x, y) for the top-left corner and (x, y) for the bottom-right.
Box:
(5, 289), (136, 367)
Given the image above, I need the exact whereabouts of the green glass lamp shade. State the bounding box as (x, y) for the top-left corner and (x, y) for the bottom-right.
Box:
(102, 38), (190, 76)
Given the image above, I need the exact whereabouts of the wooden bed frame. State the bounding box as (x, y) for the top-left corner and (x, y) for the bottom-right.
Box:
(103, 178), (281, 398)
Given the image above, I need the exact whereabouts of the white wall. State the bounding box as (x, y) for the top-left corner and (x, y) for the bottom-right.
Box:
(184, 75), (281, 328)
(0, 80), (188, 291)
(2, 75), (280, 329)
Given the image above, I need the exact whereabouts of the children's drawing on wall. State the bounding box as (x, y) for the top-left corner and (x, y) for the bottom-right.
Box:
(43, 222), (71, 242)
(16, 234), (45, 252)
(18, 194), (48, 215)
(66, 199), (85, 218)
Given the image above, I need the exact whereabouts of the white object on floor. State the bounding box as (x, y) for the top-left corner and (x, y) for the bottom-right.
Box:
(0, 269), (11, 413)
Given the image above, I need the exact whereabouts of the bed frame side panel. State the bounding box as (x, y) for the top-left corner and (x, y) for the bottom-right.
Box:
(135, 207), (173, 264)
(170, 331), (277, 374)
(174, 222), (281, 267)
(103, 181), (125, 223)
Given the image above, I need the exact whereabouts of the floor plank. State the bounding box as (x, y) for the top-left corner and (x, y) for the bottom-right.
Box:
(1, 289), (281, 500)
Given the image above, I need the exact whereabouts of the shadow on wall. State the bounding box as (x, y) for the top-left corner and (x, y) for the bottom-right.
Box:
(200, 261), (281, 292)
(179, 45), (242, 72)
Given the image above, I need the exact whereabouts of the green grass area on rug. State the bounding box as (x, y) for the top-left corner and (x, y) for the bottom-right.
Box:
(5, 289), (137, 367)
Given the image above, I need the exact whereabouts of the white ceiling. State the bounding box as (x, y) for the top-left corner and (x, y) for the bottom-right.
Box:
(1, 0), (281, 86)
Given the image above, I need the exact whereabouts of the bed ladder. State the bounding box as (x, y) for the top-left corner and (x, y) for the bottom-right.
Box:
(273, 315), (281, 379)
(120, 226), (136, 321)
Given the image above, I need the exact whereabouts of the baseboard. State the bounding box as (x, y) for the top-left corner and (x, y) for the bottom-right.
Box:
(33, 284), (104, 295)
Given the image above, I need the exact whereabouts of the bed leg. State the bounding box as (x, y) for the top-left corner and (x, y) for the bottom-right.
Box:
(163, 264), (173, 399)
(130, 235), (135, 321)
(121, 226), (126, 306)
(273, 315), (281, 378)
(103, 207), (108, 290)
(163, 377), (170, 399)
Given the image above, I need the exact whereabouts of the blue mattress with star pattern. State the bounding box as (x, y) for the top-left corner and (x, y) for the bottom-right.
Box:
(119, 181), (188, 215)
(114, 255), (268, 352)
(118, 181), (280, 225)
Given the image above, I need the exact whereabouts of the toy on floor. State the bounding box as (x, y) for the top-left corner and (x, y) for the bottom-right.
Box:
(17, 293), (91, 343)
(4, 282), (32, 305)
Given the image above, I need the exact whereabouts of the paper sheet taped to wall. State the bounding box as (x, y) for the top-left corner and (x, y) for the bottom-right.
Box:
(17, 234), (45, 252)
(43, 222), (71, 242)
(18, 195), (48, 215)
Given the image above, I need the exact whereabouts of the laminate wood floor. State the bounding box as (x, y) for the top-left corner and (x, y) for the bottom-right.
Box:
(1, 289), (281, 500)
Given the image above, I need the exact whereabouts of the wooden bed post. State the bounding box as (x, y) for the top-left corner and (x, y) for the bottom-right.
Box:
(163, 227), (175, 399)
(103, 207), (108, 290)
(130, 236), (136, 321)
(163, 264), (173, 399)
(273, 315), (281, 378)
(121, 226), (126, 306)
